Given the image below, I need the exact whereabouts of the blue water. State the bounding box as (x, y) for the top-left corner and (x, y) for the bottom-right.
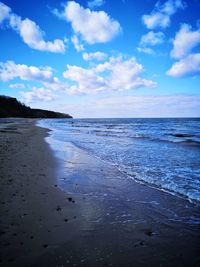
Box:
(38, 118), (200, 203)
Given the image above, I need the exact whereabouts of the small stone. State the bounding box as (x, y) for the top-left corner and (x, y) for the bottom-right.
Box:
(56, 206), (62, 211)
(144, 229), (153, 236)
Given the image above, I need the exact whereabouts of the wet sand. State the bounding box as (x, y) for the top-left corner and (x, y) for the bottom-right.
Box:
(0, 119), (200, 267)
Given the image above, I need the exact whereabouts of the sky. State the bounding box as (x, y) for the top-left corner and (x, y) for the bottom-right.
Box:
(0, 0), (200, 118)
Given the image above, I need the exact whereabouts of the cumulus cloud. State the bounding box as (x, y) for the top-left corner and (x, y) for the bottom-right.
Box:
(167, 24), (200, 78)
(17, 18), (65, 53)
(137, 31), (165, 54)
(61, 1), (121, 45)
(139, 31), (165, 46)
(167, 53), (200, 77)
(142, 0), (185, 29)
(63, 55), (156, 94)
(20, 87), (57, 103)
(170, 24), (200, 59)
(63, 65), (106, 93)
(143, 13), (170, 29)
(82, 51), (107, 61)
(0, 60), (69, 91)
(88, 0), (105, 9)
(0, 2), (10, 23)
(9, 83), (25, 89)
(0, 2), (65, 53)
(0, 60), (54, 82)
(71, 35), (84, 52)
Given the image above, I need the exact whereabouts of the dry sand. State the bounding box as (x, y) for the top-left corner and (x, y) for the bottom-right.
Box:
(0, 119), (200, 267)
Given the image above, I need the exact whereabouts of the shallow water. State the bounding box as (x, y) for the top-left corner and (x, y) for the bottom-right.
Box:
(38, 118), (200, 203)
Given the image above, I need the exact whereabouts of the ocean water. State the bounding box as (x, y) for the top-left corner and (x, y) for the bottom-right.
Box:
(38, 118), (200, 203)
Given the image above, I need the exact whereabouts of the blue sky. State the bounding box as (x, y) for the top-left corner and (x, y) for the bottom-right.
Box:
(0, 0), (200, 117)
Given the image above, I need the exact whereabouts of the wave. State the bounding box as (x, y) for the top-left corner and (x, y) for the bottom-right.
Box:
(180, 139), (200, 146)
(155, 138), (200, 147)
(87, 129), (200, 146)
(37, 118), (200, 203)
(167, 133), (194, 138)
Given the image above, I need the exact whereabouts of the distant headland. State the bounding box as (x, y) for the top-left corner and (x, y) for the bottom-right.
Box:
(0, 95), (72, 118)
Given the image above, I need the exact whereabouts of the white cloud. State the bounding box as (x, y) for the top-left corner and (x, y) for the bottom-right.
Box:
(9, 83), (25, 89)
(168, 24), (200, 78)
(0, 60), (54, 82)
(0, 2), (10, 23)
(63, 65), (106, 94)
(137, 47), (155, 55)
(83, 51), (107, 61)
(43, 79), (69, 91)
(143, 13), (170, 29)
(62, 95), (200, 118)
(88, 0), (105, 9)
(18, 18), (65, 53)
(71, 35), (84, 52)
(139, 31), (165, 46)
(63, 55), (156, 94)
(20, 87), (56, 103)
(0, 3), (65, 53)
(170, 24), (200, 59)
(137, 31), (164, 54)
(142, 0), (185, 29)
(62, 1), (121, 44)
(167, 53), (200, 77)
(0, 60), (69, 91)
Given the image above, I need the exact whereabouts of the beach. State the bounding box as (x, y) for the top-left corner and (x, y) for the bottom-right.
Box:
(0, 119), (200, 267)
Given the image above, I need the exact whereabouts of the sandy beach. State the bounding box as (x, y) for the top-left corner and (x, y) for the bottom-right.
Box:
(0, 119), (200, 267)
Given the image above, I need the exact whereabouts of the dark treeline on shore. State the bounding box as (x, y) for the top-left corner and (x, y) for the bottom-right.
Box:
(0, 95), (72, 118)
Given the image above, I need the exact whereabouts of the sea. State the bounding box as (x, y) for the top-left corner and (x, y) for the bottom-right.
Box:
(38, 118), (200, 204)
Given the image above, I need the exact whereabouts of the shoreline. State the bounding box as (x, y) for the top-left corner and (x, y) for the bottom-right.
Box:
(0, 119), (200, 266)
(43, 123), (200, 206)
